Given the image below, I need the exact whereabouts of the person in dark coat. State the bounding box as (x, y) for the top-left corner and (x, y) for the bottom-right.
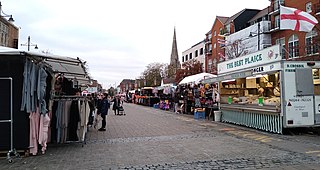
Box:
(97, 93), (110, 131)
(112, 96), (121, 115)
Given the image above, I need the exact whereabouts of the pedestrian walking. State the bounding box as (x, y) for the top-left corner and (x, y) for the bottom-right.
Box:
(97, 93), (110, 131)
(112, 95), (121, 115)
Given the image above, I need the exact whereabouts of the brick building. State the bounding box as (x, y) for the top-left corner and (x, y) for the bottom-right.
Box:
(207, 0), (320, 68)
(206, 16), (228, 74)
(270, 0), (320, 61)
(0, 3), (19, 49)
(119, 79), (135, 94)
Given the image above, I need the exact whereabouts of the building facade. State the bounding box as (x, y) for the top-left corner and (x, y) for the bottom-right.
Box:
(181, 40), (206, 71)
(0, 7), (19, 48)
(269, 0), (320, 61)
(206, 16), (228, 74)
(119, 79), (135, 94)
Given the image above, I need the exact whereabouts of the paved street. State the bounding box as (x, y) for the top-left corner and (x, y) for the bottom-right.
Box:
(1, 103), (320, 169)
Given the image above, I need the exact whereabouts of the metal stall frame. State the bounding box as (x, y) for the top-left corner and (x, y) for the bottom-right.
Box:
(0, 77), (20, 163)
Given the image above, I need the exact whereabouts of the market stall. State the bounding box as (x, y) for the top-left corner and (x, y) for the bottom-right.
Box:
(135, 87), (160, 107)
(153, 85), (176, 110)
(203, 45), (320, 134)
(177, 73), (218, 117)
(0, 47), (90, 159)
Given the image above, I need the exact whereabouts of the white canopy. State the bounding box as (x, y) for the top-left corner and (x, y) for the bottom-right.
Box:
(178, 72), (216, 85)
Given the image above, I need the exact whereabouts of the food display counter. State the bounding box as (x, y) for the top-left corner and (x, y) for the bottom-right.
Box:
(203, 45), (320, 134)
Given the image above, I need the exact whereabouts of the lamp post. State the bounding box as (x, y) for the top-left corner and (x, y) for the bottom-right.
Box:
(21, 36), (38, 51)
(249, 22), (261, 51)
(0, 1), (14, 22)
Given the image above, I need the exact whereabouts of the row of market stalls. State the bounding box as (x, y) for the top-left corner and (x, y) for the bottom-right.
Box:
(134, 45), (320, 134)
(0, 47), (91, 161)
(131, 73), (219, 119)
(202, 45), (320, 134)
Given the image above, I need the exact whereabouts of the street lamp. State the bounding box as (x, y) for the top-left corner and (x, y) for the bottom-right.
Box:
(21, 36), (38, 51)
(249, 22), (261, 51)
(0, 2), (14, 22)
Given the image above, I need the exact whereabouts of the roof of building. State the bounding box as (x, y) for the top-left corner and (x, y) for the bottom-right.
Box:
(224, 8), (260, 25)
(120, 79), (135, 84)
(224, 9), (246, 25)
(248, 6), (269, 23)
(217, 16), (229, 24)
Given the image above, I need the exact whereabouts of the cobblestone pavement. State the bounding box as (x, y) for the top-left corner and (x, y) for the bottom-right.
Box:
(1, 103), (320, 169)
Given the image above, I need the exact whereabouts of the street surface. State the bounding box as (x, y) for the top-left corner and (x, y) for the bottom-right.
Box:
(1, 103), (320, 169)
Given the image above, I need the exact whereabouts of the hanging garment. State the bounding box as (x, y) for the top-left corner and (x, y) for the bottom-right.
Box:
(29, 108), (40, 155)
(38, 66), (48, 114)
(55, 101), (63, 143)
(38, 113), (50, 154)
(68, 100), (80, 141)
(62, 100), (72, 143)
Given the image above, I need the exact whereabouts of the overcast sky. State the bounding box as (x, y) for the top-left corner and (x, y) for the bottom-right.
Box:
(3, 0), (270, 89)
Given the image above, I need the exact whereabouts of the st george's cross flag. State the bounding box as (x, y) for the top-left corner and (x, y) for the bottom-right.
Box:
(280, 5), (318, 32)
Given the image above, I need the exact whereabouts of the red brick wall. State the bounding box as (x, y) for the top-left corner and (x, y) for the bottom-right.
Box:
(210, 19), (225, 74)
(270, 0), (320, 60)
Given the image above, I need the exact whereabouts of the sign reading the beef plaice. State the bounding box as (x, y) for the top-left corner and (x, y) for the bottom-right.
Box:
(218, 45), (281, 74)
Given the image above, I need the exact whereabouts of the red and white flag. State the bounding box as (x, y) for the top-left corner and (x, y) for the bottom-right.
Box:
(280, 5), (318, 32)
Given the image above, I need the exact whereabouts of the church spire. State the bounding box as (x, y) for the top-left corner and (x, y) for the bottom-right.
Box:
(170, 27), (180, 70)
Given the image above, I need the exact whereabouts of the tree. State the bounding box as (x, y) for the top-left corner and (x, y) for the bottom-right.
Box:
(175, 60), (203, 83)
(225, 39), (248, 59)
(108, 87), (116, 96)
(141, 62), (166, 87)
(166, 64), (177, 79)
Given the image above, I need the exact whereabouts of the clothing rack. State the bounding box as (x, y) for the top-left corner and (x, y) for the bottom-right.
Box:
(0, 77), (20, 163)
(51, 96), (89, 147)
(52, 95), (88, 100)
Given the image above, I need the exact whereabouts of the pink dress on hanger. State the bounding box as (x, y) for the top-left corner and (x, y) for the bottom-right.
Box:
(29, 108), (40, 155)
(38, 113), (50, 154)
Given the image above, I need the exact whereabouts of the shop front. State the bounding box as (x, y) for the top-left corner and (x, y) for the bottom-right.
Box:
(203, 45), (320, 134)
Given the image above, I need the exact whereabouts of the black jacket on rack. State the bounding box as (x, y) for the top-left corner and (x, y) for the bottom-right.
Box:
(68, 100), (80, 141)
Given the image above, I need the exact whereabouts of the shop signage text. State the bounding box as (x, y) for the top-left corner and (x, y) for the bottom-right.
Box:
(218, 45), (281, 74)
(284, 64), (305, 72)
(227, 54), (262, 69)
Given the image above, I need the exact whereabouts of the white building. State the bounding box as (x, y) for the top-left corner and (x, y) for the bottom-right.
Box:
(181, 40), (206, 71)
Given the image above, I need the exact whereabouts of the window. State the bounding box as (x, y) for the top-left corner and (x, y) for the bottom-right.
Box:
(208, 59), (212, 73)
(195, 50), (198, 57)
(0, 21), (8, 47)
(214, 30), (216, 36)
(306, 2), (312, 13)
(189, 53), (192, 59)
(208, 45), (212, 53)
(226, 24), (231, 34)
(274, 0), (284, 11)
(275, 15), (280, 29)
(276, 37), (286, 59)
(185, 54), (188, 61)
(288, 34), (299, 58)
(200, 48), (204, 55)
(306, 29), (318, 55)
(182, 56), (184, 62)
(214, 43), (216, 49)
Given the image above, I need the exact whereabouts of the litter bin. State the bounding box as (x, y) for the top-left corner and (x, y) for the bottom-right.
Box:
(214, 111), (222, 122)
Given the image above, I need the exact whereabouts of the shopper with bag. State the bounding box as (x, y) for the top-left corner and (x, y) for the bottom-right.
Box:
(97, 93), (110, 131)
